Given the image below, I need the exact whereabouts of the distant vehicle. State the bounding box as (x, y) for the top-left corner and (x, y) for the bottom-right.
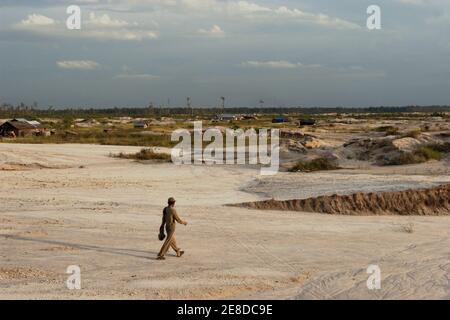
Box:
(299, 119), (316, 126)
(272, 116), (290, 123)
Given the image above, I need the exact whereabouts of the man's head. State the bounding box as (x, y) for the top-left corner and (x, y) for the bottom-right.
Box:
(168, 197), (176, 206)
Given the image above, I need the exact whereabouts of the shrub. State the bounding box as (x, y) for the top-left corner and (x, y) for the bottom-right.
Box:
(289, 157), (339, 172)
(400, 223), (414, 234)
(385, 127), (400, 136)
(375, 126), (399, 136)
(111, 148), (172, 162)
(414, 146), (442, 161)
(386, 153), (422, 165)
(386, 146), (442, 165)
(427, 142), (450, 153)
(402, 130), (421, 139)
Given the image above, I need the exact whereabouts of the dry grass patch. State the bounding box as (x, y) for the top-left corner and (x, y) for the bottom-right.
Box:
(386, 146), (443, 165)
(401, 130), (422, 139)
(400, 223), (415, 234)
(289, 157), (339, 172)
(111, 148), (172, 162)
(375, 126), (399, 136)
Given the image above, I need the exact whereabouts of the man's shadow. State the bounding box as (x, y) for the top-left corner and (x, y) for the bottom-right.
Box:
(1, 234), (161, 260)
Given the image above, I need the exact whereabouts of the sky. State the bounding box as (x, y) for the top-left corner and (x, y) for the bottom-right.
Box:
(0, 0), (450, 108)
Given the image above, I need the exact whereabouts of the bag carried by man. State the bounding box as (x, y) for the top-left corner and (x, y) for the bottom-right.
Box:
(158, 208), (166, 241)
(158, 228), (166, 241)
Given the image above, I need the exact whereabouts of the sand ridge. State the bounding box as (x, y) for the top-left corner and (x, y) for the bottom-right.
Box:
(236, 183), (450, 216)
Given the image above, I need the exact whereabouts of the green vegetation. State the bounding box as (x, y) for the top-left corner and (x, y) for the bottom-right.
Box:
(386, 146), (443, 165)
(427, 142), (450, 153)
(375, 126), (400, 136)
(415, 146), (442, 160)
(289, 157), (339, 172)
(111, 148), (172, 162)
(1, 129), (176, 148)
(401, 130), (422, 139)
(385, 127), (400, 136)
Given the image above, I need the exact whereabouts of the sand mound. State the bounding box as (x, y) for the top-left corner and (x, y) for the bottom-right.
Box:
(342, 133), (444, 165)
(235, 184), (450, 215)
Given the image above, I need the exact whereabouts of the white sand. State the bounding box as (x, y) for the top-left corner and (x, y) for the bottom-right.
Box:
(0, 143), (449, 299)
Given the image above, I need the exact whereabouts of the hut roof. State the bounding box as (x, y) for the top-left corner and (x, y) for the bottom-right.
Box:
(3, 121), (37, 130)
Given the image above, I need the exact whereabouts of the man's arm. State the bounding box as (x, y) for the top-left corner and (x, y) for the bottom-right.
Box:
(159, 215), (166, 232)
(173, 209), (187, 225)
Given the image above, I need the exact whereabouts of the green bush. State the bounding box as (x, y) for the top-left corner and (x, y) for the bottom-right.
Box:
(386, 146), (442, 165)
(111, 148), (172, 162)
(289, 157), (339, 172)
(401, 130), (421, 139)
(414, 146), (442, 161)
(375, 126), (399, 136)
(427, 142), (450, 153)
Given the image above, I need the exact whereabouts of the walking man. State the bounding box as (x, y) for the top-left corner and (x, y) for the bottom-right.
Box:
(157, 197), (188, 260)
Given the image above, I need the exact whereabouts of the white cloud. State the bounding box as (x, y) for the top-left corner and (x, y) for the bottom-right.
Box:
(397, 0), (432, 6)
(395, 0), (450, 7)
(56, 60), (100, 70)
(18, 14), (56, 27)
(13, 12), (158, 41)
(197, 25), (225, 37)
(232, 2), (359, 29)
(113, 73), (160, 80)
(242, 60), (321, 69)
(178, 0), (360, 29)
(240, 61), (383, 78)
(11, 0), (359, 45)
(90, 0), (360, 29)
(81, 30), (158, 41)
(87, 13), (131, 28)
(396, 0), (427, 5)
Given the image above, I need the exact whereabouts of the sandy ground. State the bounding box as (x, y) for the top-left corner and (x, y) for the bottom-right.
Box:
(0, 143), (449, 300)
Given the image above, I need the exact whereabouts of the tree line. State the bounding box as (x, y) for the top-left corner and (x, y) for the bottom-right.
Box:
(1, 103), (449, 120)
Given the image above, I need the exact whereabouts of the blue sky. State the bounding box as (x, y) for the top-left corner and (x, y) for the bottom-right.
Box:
(0, 0), (449, 108)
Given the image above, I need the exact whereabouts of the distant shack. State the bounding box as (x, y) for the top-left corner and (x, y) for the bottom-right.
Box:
(11, 118), (42, 126)
(133, 120), (149, 129)
(0, 120), (40, 137)
(217, 114), (240, 121)
(242, 114), (258, 120)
